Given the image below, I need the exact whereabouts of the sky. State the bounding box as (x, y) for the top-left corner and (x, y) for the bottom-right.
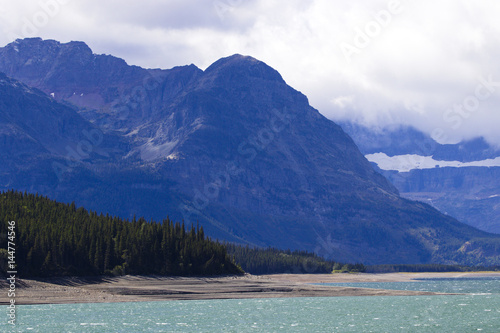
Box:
(1, 0), (500, 146)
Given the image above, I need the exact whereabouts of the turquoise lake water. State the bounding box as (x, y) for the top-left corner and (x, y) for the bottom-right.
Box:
(3, 277), (500, 332)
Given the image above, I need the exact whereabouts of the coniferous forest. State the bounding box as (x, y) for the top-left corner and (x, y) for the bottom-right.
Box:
(225, 243), (363, 275)
(0, 190), (243, 277)
(0, 190), (364, 278)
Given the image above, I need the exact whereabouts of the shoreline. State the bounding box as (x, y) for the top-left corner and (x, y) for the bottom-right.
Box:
(2, 272), (498, 305)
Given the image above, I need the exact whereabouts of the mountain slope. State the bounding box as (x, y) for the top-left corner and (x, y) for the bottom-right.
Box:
(0, 37), (202, 130)
(1, 38), (500, 265)
(0, 72), (126, 194)
(340, 121), (500, 234)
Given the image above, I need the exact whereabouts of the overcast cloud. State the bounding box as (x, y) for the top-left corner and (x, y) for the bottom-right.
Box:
(1, 0), (500, 146)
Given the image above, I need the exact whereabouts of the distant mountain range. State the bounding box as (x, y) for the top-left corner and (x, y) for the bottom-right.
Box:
(1, 37), (500, 265)
(340, 122), (500, 234)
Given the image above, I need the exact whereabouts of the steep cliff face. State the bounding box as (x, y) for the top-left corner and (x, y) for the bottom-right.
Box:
(1, 38), (500, 265)
(391, 167), (500, 234)
(340, 121), (500, 234)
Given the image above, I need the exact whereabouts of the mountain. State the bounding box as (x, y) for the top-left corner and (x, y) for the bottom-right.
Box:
(0, 71), (125, 190)
(1, 38), (500, 265)
(340, 121), (500, 234)
(0, 38), (202, 131)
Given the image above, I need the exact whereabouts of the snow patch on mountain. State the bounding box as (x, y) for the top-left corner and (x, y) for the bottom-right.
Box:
(139, 139), (179, 161)
(366, 152), (500, 172)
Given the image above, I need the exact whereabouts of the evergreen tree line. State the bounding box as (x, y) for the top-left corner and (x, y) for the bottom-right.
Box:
(225, 243), (365, 274)
(366, 264), (500, 273)
(0, 190), (243, 277)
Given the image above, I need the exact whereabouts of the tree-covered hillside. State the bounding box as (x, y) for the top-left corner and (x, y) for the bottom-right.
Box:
(225, 244), (364, 275)
(0, 190), (243, 277)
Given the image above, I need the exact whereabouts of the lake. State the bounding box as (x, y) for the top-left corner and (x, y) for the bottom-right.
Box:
(3, 277), (500, 332)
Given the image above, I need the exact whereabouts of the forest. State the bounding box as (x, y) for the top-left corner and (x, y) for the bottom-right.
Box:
(0, 190), (243, 277)
(225, 243), (364, 274)
(0, 190), (364, 278)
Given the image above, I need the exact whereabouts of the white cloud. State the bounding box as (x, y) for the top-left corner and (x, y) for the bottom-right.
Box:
(1, 0), (500, 145)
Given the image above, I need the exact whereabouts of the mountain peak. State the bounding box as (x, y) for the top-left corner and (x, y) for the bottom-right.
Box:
(14, 37), (44, 44)
(7, 38), (93, 58)
(204, 54), (284, 83)
(0, 38), (145, 105)
(11, 37), (89, 48)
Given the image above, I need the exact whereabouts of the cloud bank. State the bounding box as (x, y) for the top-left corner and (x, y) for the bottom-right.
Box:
(1, 0), (500, 145)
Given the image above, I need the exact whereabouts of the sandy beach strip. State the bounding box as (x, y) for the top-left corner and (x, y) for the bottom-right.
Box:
(2, 272), (498, 305)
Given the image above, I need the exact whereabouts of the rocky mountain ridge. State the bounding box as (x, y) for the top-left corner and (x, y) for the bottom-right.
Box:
(1, 38), (500, 265)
